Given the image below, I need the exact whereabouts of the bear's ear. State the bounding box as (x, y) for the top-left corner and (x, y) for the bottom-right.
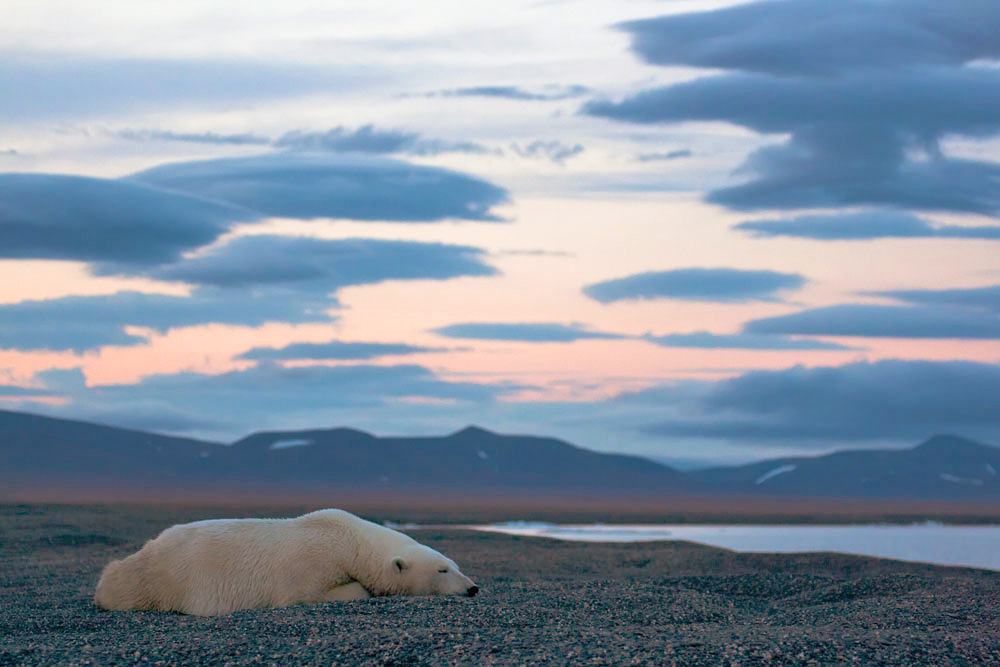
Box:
(392, 557), (408, 572)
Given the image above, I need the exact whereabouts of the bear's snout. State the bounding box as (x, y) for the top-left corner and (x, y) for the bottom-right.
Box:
(466, 585), (479, 597)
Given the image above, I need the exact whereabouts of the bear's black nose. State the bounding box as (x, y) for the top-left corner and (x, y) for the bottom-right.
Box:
(467, 585), (479, 597)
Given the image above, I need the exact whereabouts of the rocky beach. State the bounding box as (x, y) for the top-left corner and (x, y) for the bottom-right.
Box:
(3, 503), (999, 665)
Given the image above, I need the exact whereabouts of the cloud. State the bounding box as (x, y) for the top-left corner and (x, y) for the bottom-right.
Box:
(3, 153), (507, 273)
(617, 0), (1000, 76)
(145, 235), (497, 289)
(274, 125), (416, 153)
(584, 3), (1000, 215)
(20, 367), (221, 432)
(495, 249), (575, 257)
(735, 210), (1000, 241)
(33, 367), (88, 392)
(237, 340), (444, 362)
(586, 68), (1000, 135)
(45, 402), (226, 434)
(707, 126), (1000, 214)
(115, 129), (271, 146)
(0, 236), (496, 351)
(0, 173), (257, 268)
(421, 84), (590, 101)
(0, 384), (52, 398)
(584, 268), (806, 304)
(744, 304), (1000, 339)
(636, 149), (692, 162)
(641, 359), (1000, 443)
(85, 363), (518, 415)
(868, 285), (1000, 312)
(0, 53), (360, 122)
(116, 125), (495, 156)
(0, 289), (333, 352)
(642, 332), (855, 351)
(23, 362), (527, 438)
(431, 322), (625, 342)
(128, 152), (508, 222)
(510, 140), (584, 163)
(115, 124), (496, 156)
(274, 125), (493, 156)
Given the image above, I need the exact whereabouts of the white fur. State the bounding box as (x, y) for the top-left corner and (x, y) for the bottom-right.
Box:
(94, 509), (477, 615)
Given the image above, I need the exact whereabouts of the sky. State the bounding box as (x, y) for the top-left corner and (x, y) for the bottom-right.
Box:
(1, 0), (999, 468)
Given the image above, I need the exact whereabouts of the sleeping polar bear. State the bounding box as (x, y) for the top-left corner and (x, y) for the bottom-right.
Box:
(94, 509), (478, 616)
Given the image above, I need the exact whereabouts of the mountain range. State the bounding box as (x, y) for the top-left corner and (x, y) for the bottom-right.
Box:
(2, 408), (998, 502)
(690, 435), (1000, 500)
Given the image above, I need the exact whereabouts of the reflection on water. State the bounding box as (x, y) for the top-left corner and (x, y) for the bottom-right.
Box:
(473, 522), (1000, 571)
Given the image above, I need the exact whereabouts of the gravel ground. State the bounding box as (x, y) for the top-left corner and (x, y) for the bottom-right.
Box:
(2, 503), (999, 666)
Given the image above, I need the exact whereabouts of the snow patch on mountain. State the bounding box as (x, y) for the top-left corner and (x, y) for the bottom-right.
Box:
(269, 439), (313, 450)
(755, 464), (796, 485)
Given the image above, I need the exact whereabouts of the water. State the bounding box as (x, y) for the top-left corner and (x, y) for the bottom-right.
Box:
(473, 522), (1000, 571)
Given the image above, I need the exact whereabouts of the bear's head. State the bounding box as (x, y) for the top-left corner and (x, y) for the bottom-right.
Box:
(388, 545), (478, 597)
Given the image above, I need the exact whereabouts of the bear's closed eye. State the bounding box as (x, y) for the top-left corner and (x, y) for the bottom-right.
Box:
(438, 568), (448, 573)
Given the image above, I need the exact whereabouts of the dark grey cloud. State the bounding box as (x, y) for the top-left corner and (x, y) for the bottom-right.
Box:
(128, 152), (508, 222)
(510, 140), (584, 163)
(0, 289), (333, 352)
(744, 304), (1000, 339)
(641, 359), (1000, 443)
(274, 125), (493, 156)
(618, 0), (1000, 76)
(585, 2), (1000, 215)
(586, 68), (1000, 135)
(147, 235), (497, 289)
(735, 210), (1000, 241)
(237, 341), (444, 362)
(432, 322), (625, 343)
(707, 126), (1000, 214)
(422, 84), (589, 101)
(868, 284), (1000, 312)
(584, 268), (806, 304)
(0, 53), (362, 122)
(115, 129), (271, 146)
(636, 149), (692, 162)
(642, 332), (855, 351)
(0, 173), (257, 268)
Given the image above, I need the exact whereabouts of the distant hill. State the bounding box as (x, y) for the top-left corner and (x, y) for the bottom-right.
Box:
(212, 425), (696, 496)
(0, 410), (693, 499)
(690, 435), (1000, 500)
(0, 408), (222, 495)
(2, 408), (998, 502)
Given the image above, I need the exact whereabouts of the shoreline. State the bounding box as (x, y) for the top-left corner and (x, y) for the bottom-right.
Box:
(5, 495), (1000, 526)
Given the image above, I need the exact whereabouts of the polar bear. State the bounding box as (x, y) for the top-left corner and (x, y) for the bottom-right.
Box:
(94, 509), (478, 616)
